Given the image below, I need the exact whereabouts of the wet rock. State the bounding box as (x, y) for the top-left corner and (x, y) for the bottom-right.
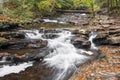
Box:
(0, 54), (26, 65)
(108, 36), (120, 45)
(72, 37), (90, 49)
(0, 39), (48, 49)
(10, 32), (25, 39)
(43, 29), (61, 33)
(0, 32), (25, 39)
(26, 47), (50, 61)
(42, 33), (59, 39)
(93, 32), (109, 45)
(27, 40), (48, 48)
(0, 22), (19, 31)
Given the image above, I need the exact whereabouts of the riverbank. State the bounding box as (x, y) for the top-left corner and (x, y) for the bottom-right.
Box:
(70, 46), (120, 80)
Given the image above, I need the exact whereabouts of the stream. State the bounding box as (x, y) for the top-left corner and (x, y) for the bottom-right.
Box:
(0, 29), (98, 80)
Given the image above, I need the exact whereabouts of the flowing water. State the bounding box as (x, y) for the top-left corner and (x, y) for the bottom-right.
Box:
(0, 62), (33, 77)
(0, 29), (98, 80)
(89, 31), (98, 50)
(0, 56), (7, 63)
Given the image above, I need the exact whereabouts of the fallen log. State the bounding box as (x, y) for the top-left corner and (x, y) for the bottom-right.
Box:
(56, 9), (90, 14)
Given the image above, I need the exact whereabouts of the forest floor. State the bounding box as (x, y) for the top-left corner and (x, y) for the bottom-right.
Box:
(71, 46), (120, 80)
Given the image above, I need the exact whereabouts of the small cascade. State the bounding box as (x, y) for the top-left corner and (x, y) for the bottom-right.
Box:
(0, 56), (7, 63)
(89, 31), (98, 50)
(0, 62), (33, 77)
(0, 29), (99, 79)
(44, 31), (89, 80)
(0, 55), (33, 77)
(43, 19), (58, 23)
(43, 19), (66, 24)
(19, 30), (43, 39)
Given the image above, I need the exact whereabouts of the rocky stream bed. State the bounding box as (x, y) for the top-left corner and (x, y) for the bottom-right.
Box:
(0, 13), (120, 80)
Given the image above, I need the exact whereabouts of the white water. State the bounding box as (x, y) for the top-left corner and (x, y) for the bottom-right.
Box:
(0, 62), (33, 77)
(19, 30), (43, 39)
(89, 31), (98, 50)
(22, 29), (97, 80)
(0, 56), (7, 63)
(44, 31), (89, 80)
(0, 29), (98, 79)
(43, 19), (58, 23)
(43, 19), (66, 24)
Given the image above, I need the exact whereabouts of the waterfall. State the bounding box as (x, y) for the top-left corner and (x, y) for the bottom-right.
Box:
(89, 31), (98, 50)
(0, 56), (7, 63)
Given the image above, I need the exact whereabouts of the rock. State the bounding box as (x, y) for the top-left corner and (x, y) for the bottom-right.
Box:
(93, 32), (109, 45)
(10, 32), (25, 39)
(26, 47), (50, 61)
(68, 20), (89, 26)
(108, 36), (120, 45)
(0, 22), (19, 31)
(0, 39), (48, 49)
(43, 29), (61, 33)
(72, 29), (90, 36)
(109, 29), (120, 36)
(0, 52), (10, 57)
(27, 40), (48, 48)
(0, 32), (25, 39)
(0, 54), (25, 65)
(72, 37), (91, 49)
(0, 37), (8, 48)
(72, 30), (80, 34)
(42, 34), (59, 39)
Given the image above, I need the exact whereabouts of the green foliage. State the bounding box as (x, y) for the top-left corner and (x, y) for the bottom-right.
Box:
(3, 0), (119, 21)
(37, 0), (53, 16)
(56, 0), (74, 9)
(4, 0), (34, 22)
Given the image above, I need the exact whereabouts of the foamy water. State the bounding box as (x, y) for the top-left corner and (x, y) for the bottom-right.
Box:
(0, 62), (33, 77)
(0, 29), (98, 79)
(89, 31), (98, 50)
